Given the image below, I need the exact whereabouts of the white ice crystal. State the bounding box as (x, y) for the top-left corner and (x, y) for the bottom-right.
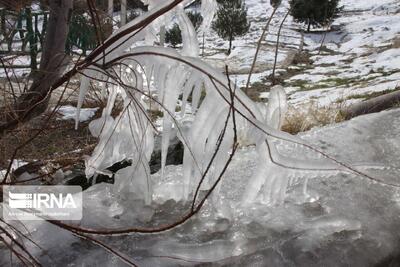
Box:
(74, 0), (347, 209)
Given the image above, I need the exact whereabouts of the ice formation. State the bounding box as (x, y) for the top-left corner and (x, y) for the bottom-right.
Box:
(176, 4), (200, 56)
(200, 0), (218, 32)
(2, 1), (400, 265)
(74, 0), (351, 209)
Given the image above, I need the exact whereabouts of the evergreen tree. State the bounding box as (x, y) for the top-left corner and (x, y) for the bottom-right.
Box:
(270, 0), (282, 9)
(165, 23), (182, 48)
(187, 11), (203, 31)
(212, 0), (250, 55)
(66, 12), (98, 56)
(165, 12), (203, 48)
(289, 0), (342, 32)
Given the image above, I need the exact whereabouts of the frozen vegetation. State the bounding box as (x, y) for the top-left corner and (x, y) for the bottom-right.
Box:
(2, 108), (400, 266)
(1, 0), (400, 266)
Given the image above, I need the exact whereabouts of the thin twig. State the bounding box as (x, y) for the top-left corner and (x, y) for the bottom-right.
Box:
(245, 6), (278, 92)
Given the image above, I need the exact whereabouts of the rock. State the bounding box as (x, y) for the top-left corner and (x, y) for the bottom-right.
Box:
(64, 160), (132, 190)
(149, 135), (184, 174)
(64, 136), (184, 189)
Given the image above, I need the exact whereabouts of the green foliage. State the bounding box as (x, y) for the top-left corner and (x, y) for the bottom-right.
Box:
(165, 23), (183, 48)
(270, 0), (282, 9)
(289, 0), (343, 32)
(66, 13), (97, 55)
(212, 0), (250, 54)
(127, 10), (140, 23)
(187, 11), (203, 31)
(165, 12), (203, 47)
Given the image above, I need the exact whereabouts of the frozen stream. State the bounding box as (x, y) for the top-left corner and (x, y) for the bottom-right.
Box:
(1, 108), (400, 266)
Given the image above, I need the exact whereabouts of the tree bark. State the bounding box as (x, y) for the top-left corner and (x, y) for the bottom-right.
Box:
(121, 0), (127, 25)
(0, 9), (5, 36)
(108, 0), (113, 18)
(228, 36), (232, 55)
(343, 90), (400, 119)
(159, 25), (166, 47)
(271, 10), (290, 84)
(25, 7), (38, 70)
(0, 0), (185, 136)
(3, 0), (73, 129)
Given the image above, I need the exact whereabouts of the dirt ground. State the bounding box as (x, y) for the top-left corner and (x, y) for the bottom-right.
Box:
(0, 107), (98, 171)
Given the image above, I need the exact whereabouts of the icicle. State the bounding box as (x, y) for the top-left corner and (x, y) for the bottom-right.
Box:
(75, 70), (92, 129)
(241, 141), (272, 206)
(144, 25), (158, 46)
(263, 170), (289, 205)
(160, 66), (185, 177)
(191, 81), (203, 112)
(265, 85), (288, 129)
(88, 86), (118, 138)
(200, 0), (218, 32)
(303, 178), (309, 197)
(176, 4), (200, 57)
(180, 71), (198, 117)
(80, 35), (364, 208)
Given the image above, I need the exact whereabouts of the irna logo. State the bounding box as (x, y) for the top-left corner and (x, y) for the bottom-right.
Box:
(3, 186), (82, 221)
(8, 192), (77, 209)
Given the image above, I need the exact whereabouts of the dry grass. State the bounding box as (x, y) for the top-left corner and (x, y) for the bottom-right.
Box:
(282, 103), (346, 135)
(291, 52), (312, 65)
(0, 109), (98, 170)
(390, 100), (400, 109)
(243, 81), (268, 102)
(392, 37), (400, 49)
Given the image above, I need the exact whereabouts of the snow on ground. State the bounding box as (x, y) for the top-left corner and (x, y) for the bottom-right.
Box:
(191, 0), (400, 108)
(1, 0), (399, 110)
(0, 159), (29, 180)
(281, 0), (400, 107)
(56, 105), (98, 122)
(0, 55), (32, 78)
(201, 0), (301, 74)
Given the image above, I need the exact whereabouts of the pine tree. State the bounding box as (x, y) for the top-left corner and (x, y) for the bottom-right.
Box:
(212, 0), (250, 55)
(187, 11), (203, 31)
(165, 12), (203, 48)
(270, 0), (282, 9)
(289, 0), (342, 32)
(165, 23), (182, 48)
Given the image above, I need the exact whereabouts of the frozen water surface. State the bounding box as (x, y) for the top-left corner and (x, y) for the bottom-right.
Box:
(1, 109), (400, 266)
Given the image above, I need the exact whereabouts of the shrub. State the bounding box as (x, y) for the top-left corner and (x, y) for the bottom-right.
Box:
(165, 23), (183, 48)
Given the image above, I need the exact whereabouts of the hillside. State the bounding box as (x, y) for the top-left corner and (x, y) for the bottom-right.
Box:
(200, 0), (400, 108)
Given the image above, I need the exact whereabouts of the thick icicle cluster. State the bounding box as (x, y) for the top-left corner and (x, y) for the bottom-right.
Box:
(76, 0), (341, 207)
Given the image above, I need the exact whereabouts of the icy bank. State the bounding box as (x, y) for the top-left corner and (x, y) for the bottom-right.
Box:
(2, 108), (400, 266)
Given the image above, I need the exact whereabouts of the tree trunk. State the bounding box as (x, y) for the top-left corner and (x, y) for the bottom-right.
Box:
(121, 0), (127, 26)
(25, 7), (38, 71)
(159, 25), (166, 46)
(17, 12), (24, 41)
(108, 0), (114, 18)
(0, 9), (5, 36)
(307, 20), (311, 32)
(8, 0), (73, 125)
(343, 90), (400, 119)
(1, 0), (185, 136)
(40, 12), (48, 47)
(228, 36), (233, 55)
(271, 9), (290, 84)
